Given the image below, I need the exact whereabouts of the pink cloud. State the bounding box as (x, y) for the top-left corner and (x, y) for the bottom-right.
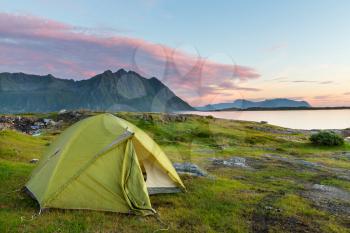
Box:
(305, 94), (350, 107)
(0, 12), (260, 104)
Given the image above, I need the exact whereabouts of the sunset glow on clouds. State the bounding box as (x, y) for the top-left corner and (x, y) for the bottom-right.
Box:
(0, 13), (260, 105)
(1, 0), (350, 108)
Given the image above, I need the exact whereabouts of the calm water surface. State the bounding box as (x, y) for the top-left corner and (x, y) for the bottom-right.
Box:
(182, 109), (350, 130)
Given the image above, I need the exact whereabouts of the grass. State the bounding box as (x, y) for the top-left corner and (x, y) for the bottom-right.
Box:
(0, 130), (50, 162)
(275, 194), (324, 217)
(1, 112), (350, 232)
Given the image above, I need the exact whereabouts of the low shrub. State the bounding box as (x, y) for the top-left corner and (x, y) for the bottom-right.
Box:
(310, 131), (344, 146)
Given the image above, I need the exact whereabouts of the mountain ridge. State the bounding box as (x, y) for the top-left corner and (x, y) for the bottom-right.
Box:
(196, 98), (311, 111)
(0, 69), (193, 113)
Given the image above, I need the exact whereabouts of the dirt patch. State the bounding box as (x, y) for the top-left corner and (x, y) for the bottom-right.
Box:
(251, 193), (321, 233)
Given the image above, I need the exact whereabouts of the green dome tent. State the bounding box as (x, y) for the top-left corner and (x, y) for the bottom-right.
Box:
(25, 113), (185, 215)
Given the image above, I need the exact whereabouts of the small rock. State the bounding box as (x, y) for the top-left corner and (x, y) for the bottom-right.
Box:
(173, 162), (207, 177)
(210, 157), (249, 168)
(30, 159), (39, 163)
(43, 118), (56, 126)
(31, 125), (40, 130)
(32, 130), (41, 137)
(58, 109), (67, 114)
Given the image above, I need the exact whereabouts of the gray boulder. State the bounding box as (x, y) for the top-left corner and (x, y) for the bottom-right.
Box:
(173, 162), (207, 177)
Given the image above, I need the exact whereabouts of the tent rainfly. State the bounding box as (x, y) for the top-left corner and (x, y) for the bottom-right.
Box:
(25, 113), (185, 215)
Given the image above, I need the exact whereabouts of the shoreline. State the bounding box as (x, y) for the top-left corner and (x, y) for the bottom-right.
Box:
(179, 111), (350, 131)
(195, 107), (350, 112)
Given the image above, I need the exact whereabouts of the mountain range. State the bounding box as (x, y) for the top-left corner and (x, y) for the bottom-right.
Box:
(0, 69), (313, 113)
(0, 69), (193, 113)
(196, 98), (311, 111)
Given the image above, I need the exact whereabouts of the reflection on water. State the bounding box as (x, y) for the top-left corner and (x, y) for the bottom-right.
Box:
(181, 110), (350, 130)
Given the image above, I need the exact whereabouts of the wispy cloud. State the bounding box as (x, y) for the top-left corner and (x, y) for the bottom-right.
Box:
(319, 81), (333, 84)
(313, 95), (332, 100)
(267, 77), (288, 81)
(308, 94), (350, 107)
(0, 12), (260, 104)
(281, 80), (316, 83)
(278, 79), (333, 85)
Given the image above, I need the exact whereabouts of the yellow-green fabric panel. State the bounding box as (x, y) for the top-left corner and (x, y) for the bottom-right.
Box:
(121, 140), (152, 214)
(47, 140), (152, 214)
(48, 143), (131, 212)
(26, 119), (87, 203)
(30, 118), (85, 178)
(26, 151), (62, 205)
(114, 115), (185, 188)
(26, 114), (127, 205)
(44, 114), (127, 203)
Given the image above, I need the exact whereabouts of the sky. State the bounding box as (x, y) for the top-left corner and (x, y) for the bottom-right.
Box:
(0, 0), (349, 107)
